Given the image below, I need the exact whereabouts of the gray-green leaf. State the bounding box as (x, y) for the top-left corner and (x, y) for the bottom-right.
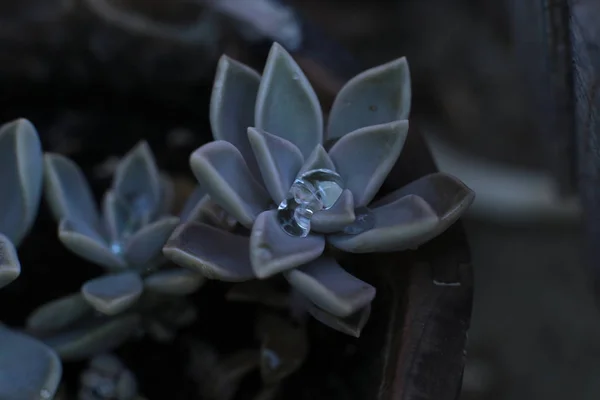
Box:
(26, 293), (94, 335)
(327, 57), (411, 140)
(255, 43), (323, 158)
(59, 218), (127, 270)
(0, 119), (44, 245)
(0, 325), (62, 400)
(44, 314), (141, 361)
(210, 55), (262, 177)
(0, 234), (20, 288)
(307, 303), (371, 338)
(44, 153), (100, 231)
(144, 268), (206, 295)
(112, 141), (161, 215)
(81, 272), (144, 315)
(123, 216), (180, 266)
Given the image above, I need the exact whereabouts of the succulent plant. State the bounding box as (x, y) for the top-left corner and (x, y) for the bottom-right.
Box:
(43, 140), (204, 317)
(163, 42), (474, 336)
(22, 141), (204, 364)
(0, 118), (63, 400)
(78, 353), (140, 400)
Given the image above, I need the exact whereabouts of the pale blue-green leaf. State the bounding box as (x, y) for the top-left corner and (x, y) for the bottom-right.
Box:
(0, 234), (20, 288)
(144, 268), (206, 295)
(0, 119), (43, 245)
(26, 293), (94, 335)
(163, 221), (255, 282)
(250, 210), (325, 279)
(123, 216), (179, 266)
(179, 185), (206, 222)
(182, 194), (237, 231)
(44, 153), (100, 232)
(328, 120), (409, 207)
(255, 43), (323, 157)
(210, 55), (262, 176)
(296, 145), (335, 177)
(190, 141), (270, 228)
(58, 218), (127, 269)
(311, 189), (355, 233)
(307, 303), (371, 338)
(0, 324), (62, 400)
(248, 127), (304, 204)
(327, 57), (411, 140)
(372, 172), (475, 227)
(284, 257), (375, 318)
(328, 195), (440, 253)
(81, 272), (143, 315)
(112, 141), (161, 214)
(102, 190), (128, 245)
(44, 314), (141, 361)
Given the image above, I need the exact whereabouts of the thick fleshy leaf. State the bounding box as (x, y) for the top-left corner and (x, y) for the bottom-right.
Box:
(210, 55), (262, 176)
(44, 153), (100, 231)
(112, 141), (161, 215)
(329, 120), (409, 206)
(144, 268), (206, 295)
(0, 119), (43, 245)
(327, 57), (411, 140)
(311, 189), (355, 233)
(124, 216), (180, 266)
(0, 234), (20, 288)
(328, 195), (439, 253)
(59, 218), (127, 269)
(308, 303), (371, 338)
(81, 272), (143, 315)
(0, 324), (62, 400)
(250, 210), (325, 278)
(255, 43), (323, 157)
(163, 222), (255, 281)
(248, 127), (304, 203)
(296, 145), (335, 176)
(284, 257), (375, 318)
(190, 141), (271, 228)
(102, 190), (128, 245)
(372, 172), (475, 228)
(26, 293), (94, 335)
(226, 280), (290, 309)
(256, 313), (308, 384)
(44, 314), (141, 361)
(184, 195), (237, 231)
(180, 185), (207, 222)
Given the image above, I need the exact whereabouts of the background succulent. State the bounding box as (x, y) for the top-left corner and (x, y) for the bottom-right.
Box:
(163, 42), (474, 336)
(23, 141), (205, 363)
(0, 118), (63, 400)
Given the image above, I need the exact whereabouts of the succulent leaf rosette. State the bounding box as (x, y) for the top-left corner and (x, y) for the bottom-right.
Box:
(164, 43), (474, 336)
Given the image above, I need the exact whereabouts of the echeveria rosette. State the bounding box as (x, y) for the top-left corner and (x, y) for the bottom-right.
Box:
(43, 140), (204, 317)
(164, 43), (474, 335)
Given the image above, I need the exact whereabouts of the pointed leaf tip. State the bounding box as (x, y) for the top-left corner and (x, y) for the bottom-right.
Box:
(327, 57), (411, 140)
(211, 55), (262, 177)
(255, 43), (323, 158)
(329, 120), (409, 206)
(81, 272), (143, 315)
(0, 234), (20, 288)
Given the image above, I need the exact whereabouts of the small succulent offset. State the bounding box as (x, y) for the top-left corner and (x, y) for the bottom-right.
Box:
(164, 42), (474, 336)
(26, 141), (204, 361)
(0, 119), (62, 400)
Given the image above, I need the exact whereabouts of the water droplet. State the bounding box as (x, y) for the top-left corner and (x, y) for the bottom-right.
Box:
(110, 241), (123, 255)
(277, 169), (344, 237)
(343, 206), (375, 235)
(40, 389), (51, 399)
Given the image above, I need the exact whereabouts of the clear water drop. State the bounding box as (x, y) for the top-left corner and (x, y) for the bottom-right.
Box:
(110, 241), (123, 255)
(40, 389), (51, 399)
(343, 206), (375, 235)
(277, 169), (344, 237)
